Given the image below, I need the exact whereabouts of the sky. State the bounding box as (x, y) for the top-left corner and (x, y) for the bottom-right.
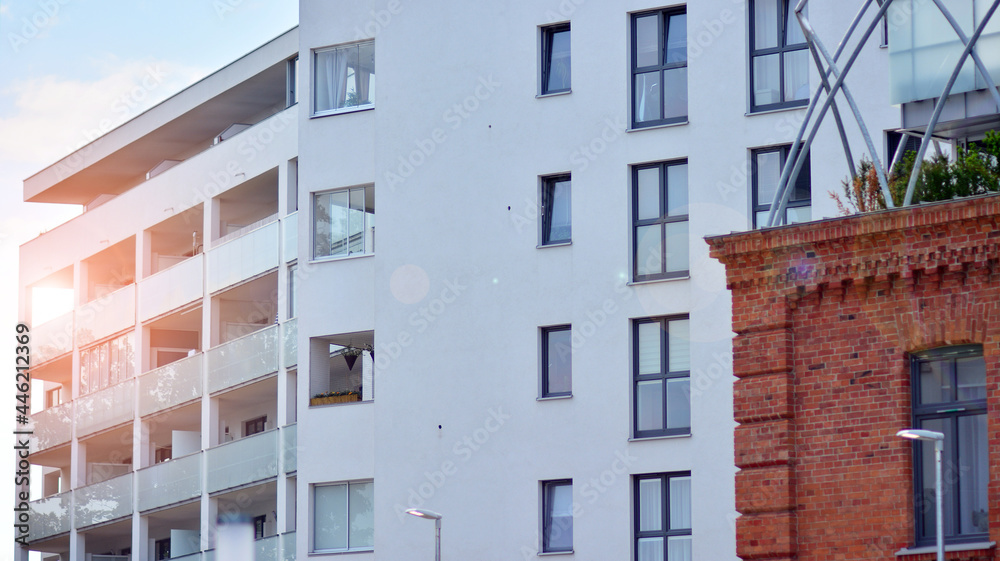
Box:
(0, 0), (297, 545)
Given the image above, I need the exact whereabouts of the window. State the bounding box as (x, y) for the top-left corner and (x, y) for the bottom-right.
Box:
(910, 346), (988, 545)
(752, 145), (810, 228)
(634, 317), (690, 437)
(244, 415), (267, 437)
(634, 473), (692, 561)
(254, 514), (267, 540)
(633, 161), (689, 281)
(542, 326), (572, 397)
(154, 538), (171, 561)
(313, 40), (375, 115)
(313, 481), (374, 552)
(632, 8), (687, 128)
(288, 263), (298, 319)
(313, 185), (374, 260)
(541, 23), (571, 94)
(749, 0), (808, 111)
(154, 446), (172, 464)
(79, 333), (135, 396)
(287, 56), (299, 107)
(542, 480), (573, 552)
(541, 175), (572, 245)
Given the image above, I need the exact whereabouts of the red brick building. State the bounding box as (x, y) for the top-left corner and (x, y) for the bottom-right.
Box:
(708, 194), (1000, 561)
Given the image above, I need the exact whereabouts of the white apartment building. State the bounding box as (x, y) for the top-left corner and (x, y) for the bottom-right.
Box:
(21, 0), (992, 560)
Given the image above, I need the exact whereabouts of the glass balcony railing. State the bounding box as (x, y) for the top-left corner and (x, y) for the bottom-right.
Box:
(76, 379), (135, 438)
(28, 492), (71, 541)
(139, 354), (203, 417)
(173, 553), (203, 561)
(207, 220), (279, 294)
(32, 402), (73, 452)
(283, 211), (298, 262)
(136, 452), (202, 512)
(207, 429), (278, 494)
(281, 531), (296, 561)
(255, 534), (280, 561)
(282, 318), (297, 369)
(889, 0), (1000, 104)
(138, 254), (204, 321)
(76, 284), (136, 347)
(207, 325), (278, 394)
(74, 473), (132, 528)
(33, 311), (73, 364)
(282, 424), (296, 473)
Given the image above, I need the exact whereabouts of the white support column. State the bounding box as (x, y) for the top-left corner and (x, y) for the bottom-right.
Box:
(132, 510), (149, 561)
(69, 528), (85, 561)
(201, 495), (218, 551)
(71, 440), (87, 489)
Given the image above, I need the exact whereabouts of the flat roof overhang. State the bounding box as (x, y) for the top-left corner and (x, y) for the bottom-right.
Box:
(24, 27), (298, 205)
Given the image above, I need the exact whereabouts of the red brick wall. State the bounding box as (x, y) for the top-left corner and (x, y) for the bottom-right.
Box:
(709, 194), (1000, 561)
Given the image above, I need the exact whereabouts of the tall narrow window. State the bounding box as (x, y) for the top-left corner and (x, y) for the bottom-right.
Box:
(632, 8), (687, 128)
(542, 480), (574, 552)
(542, 325), (572, 397)
(634, 473), (692, 561)
(542, 175), (572, 245)
(313, 40), (375, 115)
(633, 161), (689, 281)
(750, 0), (809, 111)
(313, 481), (375, 552)
(634, 317), (690, 437)
(542, 24), (571, 94)
(752, 145), (810, 228)
(313, 185), (375, 259)
(910, 346), (988, 545)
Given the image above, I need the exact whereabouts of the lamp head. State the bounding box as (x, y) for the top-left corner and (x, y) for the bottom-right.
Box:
(406, 508), (442, 520)
(896, 429), (945, 442)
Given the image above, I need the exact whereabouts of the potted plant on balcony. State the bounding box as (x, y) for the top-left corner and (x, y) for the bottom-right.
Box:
(310, 390), (361, 406)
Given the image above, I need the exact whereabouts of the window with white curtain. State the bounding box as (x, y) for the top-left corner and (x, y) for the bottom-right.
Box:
(631, 7), (688, 128)
(750, 0), (809, 111)
(633, 160), (689, 281)
(313, 481), (374, 552)
(910, 346), (988, 545)
(634, 317), (690, 437)
(752, 145), (810, 228)
(635, 473), (692, 561)
(542, 480), (573, 552)
(313, 40), (375, 115)
(313, 185), (374, 260)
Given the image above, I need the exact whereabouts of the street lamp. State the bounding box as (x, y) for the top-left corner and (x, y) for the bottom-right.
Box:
(897, 429), (945, 561)
(406, 508), (442, 561)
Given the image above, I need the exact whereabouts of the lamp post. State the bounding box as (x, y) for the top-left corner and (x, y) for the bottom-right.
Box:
(897, 429), (945, 561)
(406, 508), (442, 561)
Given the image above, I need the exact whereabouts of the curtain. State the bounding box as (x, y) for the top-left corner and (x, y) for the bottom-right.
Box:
(316, 49), (349, 111)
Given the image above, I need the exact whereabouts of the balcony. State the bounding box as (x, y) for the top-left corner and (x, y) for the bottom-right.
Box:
(207, 429), (278, 493)
(139, 254), (205, 321)
(282, 424), (296, 473)
(139, 354), (203, 417)
(27, 492), (71, 542)
(281, 531), (296, 561)
(74, 473), (132, 528)
(32, 402), (73, 452)
(76, 379), (135, 438)
(207, 217), (279, 294)
(207, 325), (278, 394)
(137, 452), (202, 512)
(282, 318), (297, 369)
(33, 311), (73, 364)
(76, 284), (136, 347)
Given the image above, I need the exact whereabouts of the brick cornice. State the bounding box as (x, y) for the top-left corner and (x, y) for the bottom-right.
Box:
(707, 194), (1000, 294)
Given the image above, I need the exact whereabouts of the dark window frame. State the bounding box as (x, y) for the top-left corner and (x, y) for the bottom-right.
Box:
(632, 160), (689, 281)
(541, 23), (571, 95)
(631, 7), (688, 128)
(541, 325), (572, 398)
(910, 345), (989, 546)
(541, 174), (572, 246)
(633, 471), (692, 560)
(244, 415), (267, 437)
(748, 0), (809, 112)
(751, 145), (811, 229)
(542, 479), (574, 553)
(254, 514), (267, 540)
(154, 538), (171, 561)
(632, 316), (690, 438)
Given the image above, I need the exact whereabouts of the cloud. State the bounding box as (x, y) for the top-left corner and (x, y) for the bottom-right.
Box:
(0, 58), (207, 166)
